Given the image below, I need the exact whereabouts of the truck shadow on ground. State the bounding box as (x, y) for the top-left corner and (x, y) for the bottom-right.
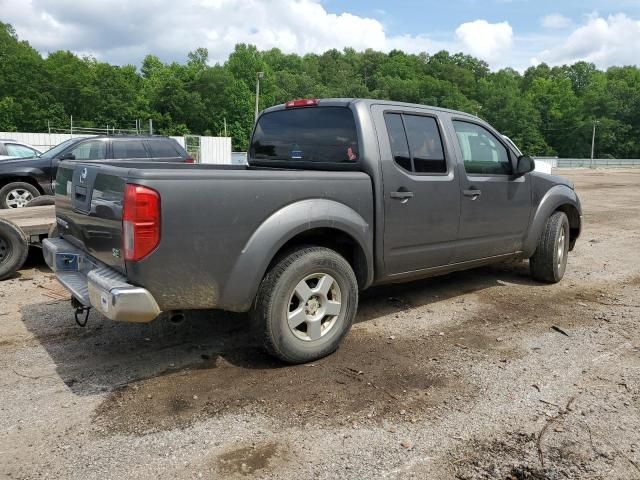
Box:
(19, 260), (539, 399)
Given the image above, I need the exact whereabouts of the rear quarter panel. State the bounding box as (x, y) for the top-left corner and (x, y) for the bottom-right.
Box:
(124, 168), (374, 312)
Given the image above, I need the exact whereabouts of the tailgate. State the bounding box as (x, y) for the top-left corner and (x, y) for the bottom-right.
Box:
(54, 162), (126, 273)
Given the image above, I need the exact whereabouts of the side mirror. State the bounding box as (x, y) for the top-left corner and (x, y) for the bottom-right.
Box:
(59, 152), (75, 161)
(515, 155), (535, 176)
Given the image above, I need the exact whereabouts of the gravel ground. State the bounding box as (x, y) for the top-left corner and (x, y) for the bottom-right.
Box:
(1, 169), (639, 480)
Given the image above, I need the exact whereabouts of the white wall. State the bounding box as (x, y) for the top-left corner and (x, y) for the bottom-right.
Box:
(200, 137), (232, 164)
(0, 132), (231, 163)
(0, 132), (85, 152)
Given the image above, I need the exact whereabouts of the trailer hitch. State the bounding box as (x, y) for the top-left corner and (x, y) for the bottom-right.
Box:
(71, 297), (91, 327)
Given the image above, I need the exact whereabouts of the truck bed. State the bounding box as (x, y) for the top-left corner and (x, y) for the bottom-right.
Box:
(53, 161), (374, 312)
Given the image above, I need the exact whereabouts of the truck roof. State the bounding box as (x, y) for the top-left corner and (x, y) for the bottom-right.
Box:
(262, 98), (481, 120)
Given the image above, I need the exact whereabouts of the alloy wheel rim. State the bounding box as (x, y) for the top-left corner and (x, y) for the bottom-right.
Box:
(6, 189), (34, 208)
(287, 273), (342, 342)
(557, 228), (566, 269)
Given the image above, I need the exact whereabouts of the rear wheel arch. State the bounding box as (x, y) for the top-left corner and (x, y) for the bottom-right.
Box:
(221, 200), (373, 312)
(269, 227), (370, 290)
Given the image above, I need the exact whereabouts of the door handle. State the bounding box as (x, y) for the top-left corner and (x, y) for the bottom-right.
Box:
(390, 191), (414, 200)
(463, 189), (482, 199)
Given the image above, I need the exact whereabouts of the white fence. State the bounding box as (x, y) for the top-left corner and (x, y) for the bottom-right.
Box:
(0, 132), (232, 164)
(200, 137), (232, 164)
(556, 158), (640, 168)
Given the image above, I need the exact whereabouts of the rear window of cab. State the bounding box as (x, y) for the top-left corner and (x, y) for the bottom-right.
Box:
(249, 107), (359, 169)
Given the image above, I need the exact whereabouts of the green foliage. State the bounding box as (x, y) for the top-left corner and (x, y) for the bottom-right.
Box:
(1, 22), (639, 157)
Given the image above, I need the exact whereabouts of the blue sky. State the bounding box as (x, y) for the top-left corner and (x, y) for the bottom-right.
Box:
(1, 0), (639, 70)
(325, 0), (640, 38)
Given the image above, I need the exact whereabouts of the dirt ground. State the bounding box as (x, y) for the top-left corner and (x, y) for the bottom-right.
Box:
(1, 169), (639, 480)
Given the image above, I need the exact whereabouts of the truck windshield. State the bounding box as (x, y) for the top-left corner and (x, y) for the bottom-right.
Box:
(250, 107), (359, 166)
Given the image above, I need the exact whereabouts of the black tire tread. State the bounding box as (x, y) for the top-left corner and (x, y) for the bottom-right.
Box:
(26, 195), (55, 207)
(530, 211), (568, 283)
(0, 218), (29, 281)
(251, 246), (358, 364)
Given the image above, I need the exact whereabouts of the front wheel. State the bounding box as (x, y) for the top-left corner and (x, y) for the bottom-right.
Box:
(530, 211), (570, 283)
(0, 182), (40, 209)
(251, 246), (359, 364)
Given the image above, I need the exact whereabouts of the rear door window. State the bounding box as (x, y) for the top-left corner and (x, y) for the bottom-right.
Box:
(384, 113), (411, 172)
(250, 107), (359, 166)
(146, 140), (182, 158)
(384, 112), (447, 174)
(112, 140), (148, 159)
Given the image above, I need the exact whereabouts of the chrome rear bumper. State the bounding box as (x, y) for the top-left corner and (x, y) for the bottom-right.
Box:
(43, 238), (161, 323)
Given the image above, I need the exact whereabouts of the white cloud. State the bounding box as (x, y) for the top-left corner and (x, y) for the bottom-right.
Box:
(455, 20), (513, 62)
(0, 0), (517, 68)
(535, 13), (640, 68)
(8, 0), (637, 72)
(541, 13), (573, 30)
(0, 0), (390, 63)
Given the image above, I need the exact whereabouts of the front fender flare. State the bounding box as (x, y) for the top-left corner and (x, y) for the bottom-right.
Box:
(522, 185), (582, 257)
(221, 199), (373, 312)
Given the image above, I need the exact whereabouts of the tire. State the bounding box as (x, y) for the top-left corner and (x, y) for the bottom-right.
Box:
(530, 211), (570, 283)
(26, 195), (55, 207)
(0, 182), (40, 209)
(0, 219), (29, 281)
(250, 246), (359, 364)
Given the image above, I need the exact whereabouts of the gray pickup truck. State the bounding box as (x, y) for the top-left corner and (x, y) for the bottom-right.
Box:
(43, 98), (582, 363)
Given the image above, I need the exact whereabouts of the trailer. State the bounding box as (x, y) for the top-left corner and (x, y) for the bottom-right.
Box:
(0, 205), (56, 280)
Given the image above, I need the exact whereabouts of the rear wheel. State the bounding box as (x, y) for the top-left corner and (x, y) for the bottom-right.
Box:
(530, 211), (570, 283)
(251, 246), (358, 364)
(0, 219), (29, 280)
(0, 182), (40, 209)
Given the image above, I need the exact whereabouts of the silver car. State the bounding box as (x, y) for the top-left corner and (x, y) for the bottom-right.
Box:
(0, 139), (41, 160)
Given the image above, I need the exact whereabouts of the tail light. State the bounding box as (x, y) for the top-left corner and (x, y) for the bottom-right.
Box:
(185, 157), (195, 163)
(285, 99), (319, 108)
(122, 184), (160, 261)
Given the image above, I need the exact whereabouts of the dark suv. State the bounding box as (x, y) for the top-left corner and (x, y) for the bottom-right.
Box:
(0, 136), (192, 208)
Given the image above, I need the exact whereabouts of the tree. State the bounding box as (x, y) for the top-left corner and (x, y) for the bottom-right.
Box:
(1, 22), (639, 155)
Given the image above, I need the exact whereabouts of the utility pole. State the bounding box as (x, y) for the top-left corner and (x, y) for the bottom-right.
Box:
(590, 120), (599, 168)
(70, 115), (73, 138)
(224, 117), (227, 137)
(255, 71), (264, 123)
(149, 119), (153, 136)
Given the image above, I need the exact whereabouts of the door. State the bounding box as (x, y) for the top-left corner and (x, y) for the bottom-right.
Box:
(450, 120), (531, 262)
(373, 105), (460, 276)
